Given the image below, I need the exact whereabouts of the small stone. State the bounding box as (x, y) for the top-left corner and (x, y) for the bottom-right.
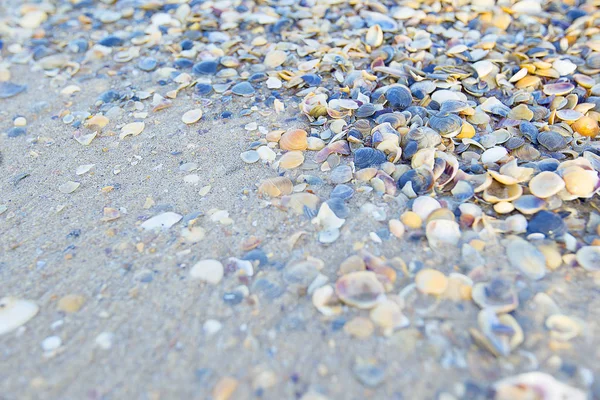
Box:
(400, 211), (422, 229)
(353, 360), (386, 387)
(343, 317), (374, 339)
(57, 294), (86, 313)
(41, 336), (62, 352)
(203, 319), (223, 336)
(213, 376), (239, 400)
(95, 332), (114, 349)
(140, 212), (182, 230)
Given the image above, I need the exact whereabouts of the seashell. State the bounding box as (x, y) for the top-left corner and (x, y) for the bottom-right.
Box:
(472, 279), (518, 313)
(330, 165), (353, 184)
(571, 116), (599, 138)
(385, 85), (412, 110)
(231, 82), (255, 96)
(512, 143), (540, 162)
(480, 97), (510, 117)
(182, 108), (203, 124)
(494, 201), (514, 214)
(483, 181), (523, 204)
(519, 121), (538, 144)
(141, 212), (182, 230)
(538, 130), (568, 152)
(526, 210), (566, 238)
(506, 237), (546, 280)
(281, 193), (320, 215)
(451, 180), (474, 202)
(499, 159), (534, 183)
(512, 195), (547, 214)
(312, 202), (345, 231)
(59, 181), (80, 194)
(258, 177), (293, 197)
(138, 57), (157, 72)
(240, 150), (259, 164)
(0, 297), (39, 335)
(279, 129), (308, 151)
(412, 196), (441, 221)
(415, 269), (448, 295)
(397, 167), (434, 196)
(456, 122), (475, 139)
(355, 167), (378, 182)
(505, 136), (525, 150)
(586, 53), (600, 69)
(331, 184), (354, 200)
(429, 113), (462, 137)
(545, 314), (583, 342)
(556, 109), (583, 122)
(493, 372), (586, 400)
(315, 141), (351, 163)
(354, 147), (386, 169)
(356, 103), (376, 118)
(507, 104), (533, 121)
(277, 151), (304, 169)
(0, 82), (26, 99)
(481, 147), (507, 164)
(575, 246), (600, 272)
(529, 171), (565, 198)
(120, 121), (145, 139)
(542, 82), (574, 96)
(375, 112), (406, 128)
(365, 24), (383, 47)
(257, 146), (276, 162)
(312, 285), (342, 316)
(488, 170), (518, 185)
(475, 310), (523, 357)
(192, 60), (218, 75)
(335, 271), (385, 309)
(562, 166), (599, 197)
(426, 220), (461, 250)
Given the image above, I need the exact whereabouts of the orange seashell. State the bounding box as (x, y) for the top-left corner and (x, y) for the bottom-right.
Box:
(279, 129), (308, 151)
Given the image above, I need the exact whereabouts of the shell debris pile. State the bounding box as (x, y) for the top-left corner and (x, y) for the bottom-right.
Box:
(1, 0), (600, 397)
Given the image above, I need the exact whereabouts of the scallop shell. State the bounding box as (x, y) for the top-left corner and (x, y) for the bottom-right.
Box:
(279, 129), (308, 151)
(335, 271), (385, 309)
(429, 113), (462, 137)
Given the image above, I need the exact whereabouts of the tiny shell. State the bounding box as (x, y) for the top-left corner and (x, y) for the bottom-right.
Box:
(425, 220), (461, 249)
(481, 147), (507, 164)
(182, 108), (203, 124)
(141, 212), (182, 230)
(493, 372), (586, 400)
(59, 181), (80, 194)
(335, 271), (385, 309)
(120, 121), (145, 139)
(415, 269), (448, 295)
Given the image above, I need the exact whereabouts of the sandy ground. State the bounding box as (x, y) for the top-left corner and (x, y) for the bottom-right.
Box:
(2, 31), (600, 400)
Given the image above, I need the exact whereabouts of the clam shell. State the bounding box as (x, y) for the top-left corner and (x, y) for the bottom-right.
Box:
(575, 246), (600, 272)
(277, 151), (304, 169)
(330, 165), (353, 184)
(0, 297), (39, 335)
(571, 116), (599, 138)
(279, 129), (308, 151)
(182, 108), (203, 124)
(354, 147), (387, 169)
(385, 85), (412, 110)
(335, 271), (385, 309)
(529, 171), (565, 198)
(493, 372), (586, 400)
(365, 24), (383, 47)
(483, 181), (523, 203)
(481, 147), (507, 164)
(506, 237), (546, 280)
(415, 269), (448, 295)
(562, 167), (599, 197)
(429, 113), (462, 137)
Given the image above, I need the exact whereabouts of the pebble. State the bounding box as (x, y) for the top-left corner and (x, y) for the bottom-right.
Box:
(190, 259), (224, 284)
(41, 336), (62, 352)
(57, 294), (86, 313)
(0, 297), (39, 335)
